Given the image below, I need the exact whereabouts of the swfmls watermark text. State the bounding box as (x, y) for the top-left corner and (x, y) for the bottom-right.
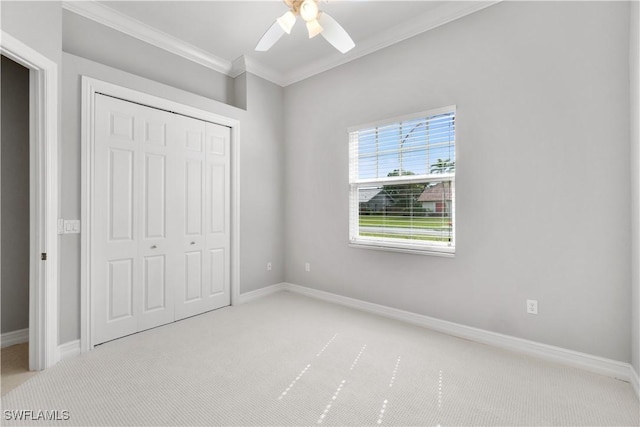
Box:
(4, 410), (70, 421)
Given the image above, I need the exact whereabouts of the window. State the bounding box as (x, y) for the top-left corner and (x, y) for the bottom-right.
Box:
(348, 106), (456, 255)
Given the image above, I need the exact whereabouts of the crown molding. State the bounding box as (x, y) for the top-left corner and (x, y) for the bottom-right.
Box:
(229, 55), (287, 86)
(249, 56), (288, 86)
(63, 0), (501, 88)
(280, 0), (501, 86)
(62, 0), (233, 75)
(229, 56), (247, 78)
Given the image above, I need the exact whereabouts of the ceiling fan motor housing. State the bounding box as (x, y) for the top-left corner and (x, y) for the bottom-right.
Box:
(285, 0), (319, 20)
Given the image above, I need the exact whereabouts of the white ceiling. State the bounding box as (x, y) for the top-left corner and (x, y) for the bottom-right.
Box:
(64, 1), (499, 86)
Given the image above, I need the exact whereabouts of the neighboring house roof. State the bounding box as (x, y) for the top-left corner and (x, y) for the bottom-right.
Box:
(359, 188), (395, 203)
(359, 188), (381, 203)
(418, 182), (452, 202)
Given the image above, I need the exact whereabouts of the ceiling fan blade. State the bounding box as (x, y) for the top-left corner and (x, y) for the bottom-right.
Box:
(255, 20), (286, 51)
(318, 12), (355, 54)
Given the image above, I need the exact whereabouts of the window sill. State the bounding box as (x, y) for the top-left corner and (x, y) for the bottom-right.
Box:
(348, 241), (455, 258)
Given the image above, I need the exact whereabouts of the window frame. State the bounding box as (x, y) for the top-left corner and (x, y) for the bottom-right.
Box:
(348, 106), (456, 256)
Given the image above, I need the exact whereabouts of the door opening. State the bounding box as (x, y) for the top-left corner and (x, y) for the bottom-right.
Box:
(1, 32), (59, 371)
(1, 55), (35, 394)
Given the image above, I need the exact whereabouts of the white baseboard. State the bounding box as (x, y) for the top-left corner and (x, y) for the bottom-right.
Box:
(237, 282), (287, 304)
(1, 328), (29, 348)
(281, 283), (635, 385)
(58, 340), (80, 362)
(631, 366), (640, 400)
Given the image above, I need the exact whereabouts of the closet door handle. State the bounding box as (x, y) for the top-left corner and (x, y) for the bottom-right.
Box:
(190, 241), (195, 245)
(150, 245), (157, 249)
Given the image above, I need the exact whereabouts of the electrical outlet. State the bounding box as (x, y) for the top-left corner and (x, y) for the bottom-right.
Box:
(305, 262), (311, 272)
(267, 262), (272, 271)
(527, 299), (538, 315)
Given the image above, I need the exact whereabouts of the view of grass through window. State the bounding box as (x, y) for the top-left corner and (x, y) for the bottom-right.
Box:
(358, 179), (453, 243)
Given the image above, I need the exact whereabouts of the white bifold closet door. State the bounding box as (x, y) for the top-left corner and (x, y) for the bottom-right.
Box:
(92, 94), (230, 345)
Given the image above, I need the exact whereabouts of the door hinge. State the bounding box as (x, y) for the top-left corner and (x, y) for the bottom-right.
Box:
(41, 253), (47, 261)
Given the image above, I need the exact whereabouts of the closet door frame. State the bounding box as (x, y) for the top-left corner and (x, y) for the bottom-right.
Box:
(80, 76), (240, 352)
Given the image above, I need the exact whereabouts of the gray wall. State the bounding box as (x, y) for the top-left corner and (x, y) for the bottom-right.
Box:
(60, 53), (285, 343)
(1, 56), (30, 334)
(240, 73), (285, 292)
(1, 1), (62, 65)
(62, 10), (235, 107)
(283, 1), (631, 362)
(630, 0), (640, 375)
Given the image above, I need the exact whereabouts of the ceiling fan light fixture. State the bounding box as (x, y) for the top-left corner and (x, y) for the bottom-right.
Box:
(300, 0), (319, 22)
(306, 19), (323, 38)
(256, 0), (354, 53)
(277, 11), (296, 34)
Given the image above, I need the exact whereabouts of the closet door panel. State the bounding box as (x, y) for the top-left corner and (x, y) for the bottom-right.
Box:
(93, 96), (140, 344)
(185, 159), (203, 236)
(204, 123), (231, 306)
(137, 104), (176, 332)
(143, 255), (166, 312)
(173, 115), (207, 320)
(174, 118), (231, 319)
(93, 95), (176, 343)
(144, 153), (166, 239)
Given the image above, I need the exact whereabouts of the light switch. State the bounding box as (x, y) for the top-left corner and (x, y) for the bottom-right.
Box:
(62, 220), (81, 234)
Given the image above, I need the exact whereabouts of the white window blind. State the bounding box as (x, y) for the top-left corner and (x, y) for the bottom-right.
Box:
(348, 106), (456, 255)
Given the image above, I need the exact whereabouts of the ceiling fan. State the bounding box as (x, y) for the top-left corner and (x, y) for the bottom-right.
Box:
(255, 0), (355, 54)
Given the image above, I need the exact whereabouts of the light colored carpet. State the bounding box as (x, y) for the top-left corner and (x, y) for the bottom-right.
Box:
(1, 291), (638, 426)
(1, 343), (37, 397)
